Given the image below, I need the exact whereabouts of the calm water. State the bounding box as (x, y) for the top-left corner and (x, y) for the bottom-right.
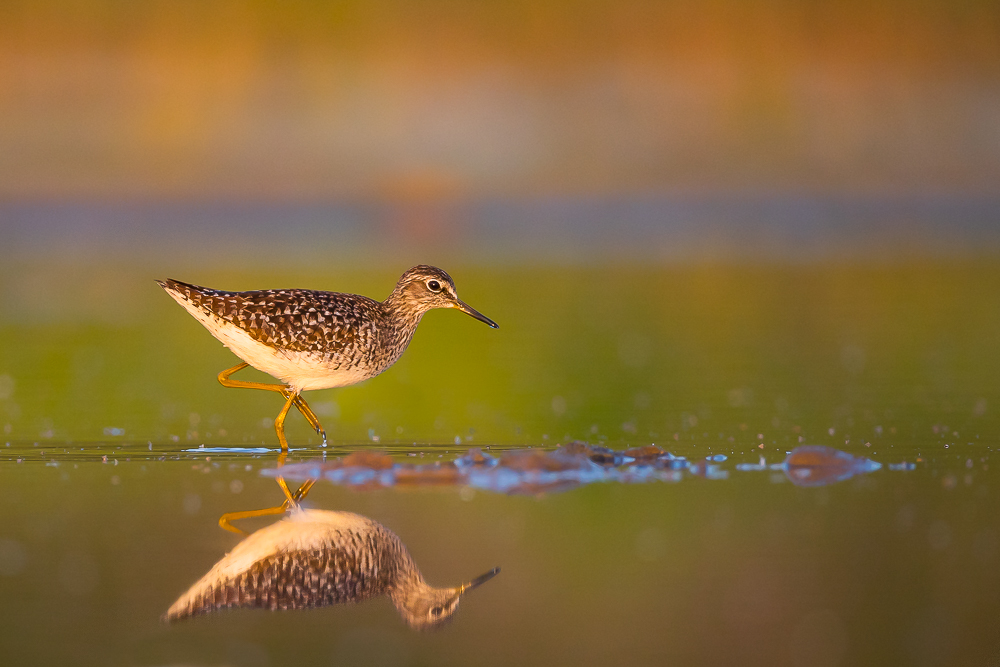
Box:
(1, 258), (1000, 665)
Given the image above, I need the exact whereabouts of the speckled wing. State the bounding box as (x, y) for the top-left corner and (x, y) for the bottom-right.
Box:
(165, 546), (391, 621)
(157, 279), (382, 357)
(165, 515), (401, 621)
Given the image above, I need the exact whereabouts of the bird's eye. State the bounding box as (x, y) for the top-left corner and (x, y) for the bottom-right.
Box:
(430, 606), (443, 617)
(427, 280), (442, 293)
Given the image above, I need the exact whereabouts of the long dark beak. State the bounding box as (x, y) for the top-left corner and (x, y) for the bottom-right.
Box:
(459, 567), (501, 594)
(456, 300), (499, 329)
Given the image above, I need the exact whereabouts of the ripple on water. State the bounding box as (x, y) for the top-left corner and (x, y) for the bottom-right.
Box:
(266, 442), (891, 494)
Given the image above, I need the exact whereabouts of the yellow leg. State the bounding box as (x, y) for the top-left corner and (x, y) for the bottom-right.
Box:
(219, 474), (319, 535)
(215, 363), (321, 535)
(217, 362), (328, 444)
(219, 504), (291, 535)
(292, 395), (325, 439)
(274, 390), (296, 453)
(218, 362), (282, 392)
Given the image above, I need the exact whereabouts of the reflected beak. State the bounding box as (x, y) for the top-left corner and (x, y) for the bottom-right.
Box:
(455, 300), (499, 329)
(459, 567), (501, 595)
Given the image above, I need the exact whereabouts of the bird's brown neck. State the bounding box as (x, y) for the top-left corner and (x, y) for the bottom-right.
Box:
(380, 293), (426, 363)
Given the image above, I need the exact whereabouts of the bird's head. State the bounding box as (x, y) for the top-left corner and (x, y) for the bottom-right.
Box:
(389, 265), (498, 328)
(393, 567), (500, 630)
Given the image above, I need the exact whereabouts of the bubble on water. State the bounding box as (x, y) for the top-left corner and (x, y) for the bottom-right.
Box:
(551, 395), (567, 416)
(103, 427), (124, 437)
(459, 486), (475, 502)
(230, 479), (244, 494)
(0, 539), (27, 576)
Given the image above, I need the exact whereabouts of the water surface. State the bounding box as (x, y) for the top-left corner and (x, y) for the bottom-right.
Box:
(1, 259), (999, 665)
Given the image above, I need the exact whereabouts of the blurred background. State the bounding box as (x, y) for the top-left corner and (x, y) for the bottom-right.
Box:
(3, 5), (1000, 666)
(1, 0), (998, 263)
(2, 0), (999, 445)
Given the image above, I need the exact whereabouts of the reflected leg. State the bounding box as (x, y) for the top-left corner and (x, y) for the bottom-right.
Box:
(215, 363), (321, 534)
(219, 473), (319, 535)
(219, 504), (290, 535)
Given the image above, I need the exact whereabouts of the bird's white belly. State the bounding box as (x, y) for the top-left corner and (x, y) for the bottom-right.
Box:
(176, 300), (372, 393)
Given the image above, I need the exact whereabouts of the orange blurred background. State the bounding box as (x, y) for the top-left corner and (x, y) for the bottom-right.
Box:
(2, 0), (998, 201)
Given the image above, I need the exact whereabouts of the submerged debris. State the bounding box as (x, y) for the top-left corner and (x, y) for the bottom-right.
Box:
(268, 442), (689, 495)
(267, 443), (888, 495)
(782, 445), (881, 487)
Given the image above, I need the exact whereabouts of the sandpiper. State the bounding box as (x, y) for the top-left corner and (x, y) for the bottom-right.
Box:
(165, 508), (500, 629)
(157, 265), (497, 454)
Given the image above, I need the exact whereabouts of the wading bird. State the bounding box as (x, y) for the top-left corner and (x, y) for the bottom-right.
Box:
(158, 265), (497, 453)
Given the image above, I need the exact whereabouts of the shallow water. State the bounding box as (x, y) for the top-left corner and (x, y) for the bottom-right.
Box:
(2, 259), (1000, 665)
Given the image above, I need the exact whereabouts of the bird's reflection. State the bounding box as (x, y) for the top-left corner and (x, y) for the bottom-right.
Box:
(166, 473), (499, 629)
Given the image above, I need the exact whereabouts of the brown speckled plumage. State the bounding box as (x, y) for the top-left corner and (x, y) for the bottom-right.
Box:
(165, 509), (498, 629)
(166, 512), (409, 618)
(157, 265), (497, 398)
(160, 281), (392, 371)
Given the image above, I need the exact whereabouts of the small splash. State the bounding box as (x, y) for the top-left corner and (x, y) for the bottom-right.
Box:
(183, 447), (275, 454)
(688, 458), (729, 480)
(783, 446), (881, 487)
(267, 441), (690, 495)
